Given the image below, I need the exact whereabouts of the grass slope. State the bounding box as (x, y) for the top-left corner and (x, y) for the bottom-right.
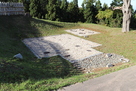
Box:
(0, 16), (136, 91)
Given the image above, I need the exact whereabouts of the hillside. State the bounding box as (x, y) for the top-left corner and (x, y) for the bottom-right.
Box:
(0, 16), (136, 91)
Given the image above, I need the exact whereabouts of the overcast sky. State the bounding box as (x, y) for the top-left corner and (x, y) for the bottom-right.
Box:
(67, 0), (136, 10)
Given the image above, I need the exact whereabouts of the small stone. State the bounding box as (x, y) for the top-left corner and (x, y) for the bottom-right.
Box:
(105, 53), (112, 58)
(70, 60), (75, 63)
(77, 66), (81, 69)
(75, 45), (80, 47)
(71, 30), (77, 32)
(13, 53), (23, 59)
(64, 55), (70, 57)
(120, 58), (130, 63)
(84, 35), (89, 38)
(65, 49), (70, 51)
(87, 50), (92, 52)
(44, 52), (50, 54)
(86, 71), (92, 74)
(80, 29), (84, 31)
(106, 64), (114, 68)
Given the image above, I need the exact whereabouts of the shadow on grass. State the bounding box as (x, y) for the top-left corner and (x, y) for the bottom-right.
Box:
(0, 16), (81, 83)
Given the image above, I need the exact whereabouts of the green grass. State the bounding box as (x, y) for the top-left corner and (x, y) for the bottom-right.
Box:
(0, 16), (136, 91)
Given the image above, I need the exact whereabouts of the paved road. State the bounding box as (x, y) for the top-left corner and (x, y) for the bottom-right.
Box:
(58, 66), (136, 91)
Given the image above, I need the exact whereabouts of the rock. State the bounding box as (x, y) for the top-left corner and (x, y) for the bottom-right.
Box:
(70, 60), (76, 63)
(13, 53), (23, 59)
(84, 35), (89, 38)
(71, 30), (77, 32)
(65, 49), (70, 51)
(75, 45), (80, 47)
(120, 58), (130, 63)
(105, 53), (112, 58)
(64, 55), (70, 57)
(86, 71), (93, 74)
(87, 50), (92, 52)
(106, 64), (114, 68)
(44, 52), (50, 54)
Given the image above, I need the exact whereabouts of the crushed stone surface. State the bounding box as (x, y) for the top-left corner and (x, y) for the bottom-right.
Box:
(65, 29), (100, 36)
(23, 34), (102, 61)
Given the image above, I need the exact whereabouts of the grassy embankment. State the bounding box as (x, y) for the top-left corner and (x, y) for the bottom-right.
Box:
(0, 16), (136, 91)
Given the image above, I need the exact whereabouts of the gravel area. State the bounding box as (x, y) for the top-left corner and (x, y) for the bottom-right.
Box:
(73, 53), (129, 73)
(65, 29), (100, 36)
(23, 34), (102, 61)
(23, 31), (130, 71)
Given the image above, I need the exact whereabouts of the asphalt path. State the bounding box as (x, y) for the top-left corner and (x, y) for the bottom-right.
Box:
(58, 66), (136, 91)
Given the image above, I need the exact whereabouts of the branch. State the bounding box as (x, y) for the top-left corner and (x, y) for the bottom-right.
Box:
(112, 6), (122, 10)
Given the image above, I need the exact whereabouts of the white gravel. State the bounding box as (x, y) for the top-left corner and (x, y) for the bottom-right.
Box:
(65, 29), (100, 36)
(23, 34), (102, 61)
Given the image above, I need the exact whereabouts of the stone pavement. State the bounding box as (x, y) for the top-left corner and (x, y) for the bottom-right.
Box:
(22, 34), (102, 61)
(58, 65), (136, 91)
(65, 29), (100, 36)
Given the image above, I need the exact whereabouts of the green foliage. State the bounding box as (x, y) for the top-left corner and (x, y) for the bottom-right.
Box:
(96, 9), (113, 19)
(96, 8), (123, 27)
(73, 0), (78, 7)
(60, 0), (68, 21)
(29, 0), (47, 19)
(95, 0), (102, 11)
(67, 2), (79, 22)
(83, 0), (96, 23)
(29, 0), (39, 17)
(110, 0), (123, 6)
(102, 3), (109, 11)
(130, 11), (136, 29)
(46, 0), (58, 21)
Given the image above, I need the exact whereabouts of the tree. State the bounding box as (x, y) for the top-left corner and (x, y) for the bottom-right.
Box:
(95, 0), (102, 23)
(67, 1), (79, 22)
(83, 0), (96, 23)
(46, 0), (58, 21)
(122, 0), (131, 32)
(60, 0), (68, 21)
(95, 0), (102, 11)
(73, 0), (78, 7)
(102, 3), (109, 11)
(112, 0), (132, 32)
(96, 9), (113, 25)
(110, 0), (123, 6)
(29, 0), (39, 17)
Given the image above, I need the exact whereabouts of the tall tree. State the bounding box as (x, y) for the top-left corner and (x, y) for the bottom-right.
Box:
(46, 0), (58, 21)
(60, 0), (68, 21)
(95, 0), (102, 23)
(102, 3), (109, 11)
(122, 0), (131, 32)
(67, 1), (79, 22)
(95, 0), (102, 11)
(83, 0), (96, 23)
(110, 0), (123, 6)
(73, 0), (78, 7)
(112, 0), (132, 32)
(29, 0), (39, 17)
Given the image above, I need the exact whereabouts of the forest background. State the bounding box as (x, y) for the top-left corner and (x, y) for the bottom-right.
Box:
(1, 0), (136, 29)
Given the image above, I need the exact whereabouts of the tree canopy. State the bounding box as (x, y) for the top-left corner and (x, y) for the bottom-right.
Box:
(1, 0), (136, 29)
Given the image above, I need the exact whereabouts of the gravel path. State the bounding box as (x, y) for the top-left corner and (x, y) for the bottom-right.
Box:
(73, 53), (129, 73)
(65, 29), (100, 36)
(23, 34), (102, 61)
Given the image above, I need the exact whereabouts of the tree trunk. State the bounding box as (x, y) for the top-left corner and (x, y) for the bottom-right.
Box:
(122, 0), (131, 32)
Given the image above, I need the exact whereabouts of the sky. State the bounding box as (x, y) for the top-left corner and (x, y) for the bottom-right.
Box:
(67, 0), (136, 10)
